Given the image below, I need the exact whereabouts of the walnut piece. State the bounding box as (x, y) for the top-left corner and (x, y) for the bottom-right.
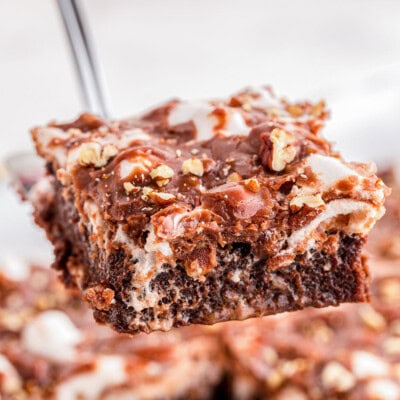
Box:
(266, 370), (284, 390)
(286, 104), (304, 117)
(56, 168), (71, 186)
(312, 99), (325, 118)
(182, 158), (204, 177)
(141, 186), (154, 201)
(260, 128), (297, 172)
(79, 142), (117, 168)
(150, 164), (174, 187)
(150, 191), (176, 205)
(270, 128), (296, 171)
(141, 186), (175, 204)
(123, 182), (140, 194)
(290, 193), (325, 209)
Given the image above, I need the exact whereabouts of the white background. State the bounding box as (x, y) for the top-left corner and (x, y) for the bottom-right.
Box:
(0, 0), (399, 259)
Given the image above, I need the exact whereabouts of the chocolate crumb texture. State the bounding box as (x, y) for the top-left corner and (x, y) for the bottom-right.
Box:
(29, 86), (389, 334)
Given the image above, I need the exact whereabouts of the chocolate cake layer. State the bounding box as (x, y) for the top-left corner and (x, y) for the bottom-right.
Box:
(30, 86), (388, 333)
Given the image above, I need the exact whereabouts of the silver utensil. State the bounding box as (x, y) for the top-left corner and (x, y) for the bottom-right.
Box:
(3, 0), (109, 195)
(56, 0), (109, 118)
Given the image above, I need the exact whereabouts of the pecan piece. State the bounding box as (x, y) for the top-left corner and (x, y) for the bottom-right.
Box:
(260, 128), (297, 172)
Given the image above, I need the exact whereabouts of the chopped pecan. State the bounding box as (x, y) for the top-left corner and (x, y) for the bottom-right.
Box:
(260, 128), (297, 172)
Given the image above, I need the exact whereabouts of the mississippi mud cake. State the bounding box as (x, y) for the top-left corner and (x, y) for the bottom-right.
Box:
(30, 86), (388, 334)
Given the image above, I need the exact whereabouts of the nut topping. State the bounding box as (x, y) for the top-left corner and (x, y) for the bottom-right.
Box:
(85, 286), (115, 311)
(312, 100), (325, 118)
(260, 128), (297, 172)
(266, 370), (284, 390)
(286, 104), (304, 117)
(79, 142), (117, 168)
(150, 164), (174, 187)
(150, 191), (176, 205)
(123, 182), (140, 194)
(141, 186), (175, 204)
(141, 186), (154, 201)
(270, 128), (297, 171)
(56, 168), (71, 186)
(244, 178), (261, 192)
(182, 158), (204, 177)
(242, 103), (252, 112)
(290, 194), (325, 209)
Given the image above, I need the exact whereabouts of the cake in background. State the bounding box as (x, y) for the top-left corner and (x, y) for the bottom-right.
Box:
(0, 260), (225, 399)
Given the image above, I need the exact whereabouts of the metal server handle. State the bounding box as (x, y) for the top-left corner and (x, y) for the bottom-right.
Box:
(56, 0), (110, 118)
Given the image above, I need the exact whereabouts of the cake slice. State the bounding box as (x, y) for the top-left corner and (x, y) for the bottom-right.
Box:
(0, 259), (225, 399)
(30, 86), (388, 334)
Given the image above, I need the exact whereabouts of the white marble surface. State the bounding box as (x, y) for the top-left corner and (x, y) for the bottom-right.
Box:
(0, 0), (400, 258)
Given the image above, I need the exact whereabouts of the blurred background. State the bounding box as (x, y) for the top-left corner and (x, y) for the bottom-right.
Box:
(0, 0), (399, 259)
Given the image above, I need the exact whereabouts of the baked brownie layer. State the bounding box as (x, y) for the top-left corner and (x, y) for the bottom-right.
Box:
(36, 177), (369, 333)
(30, 86), (388, 333)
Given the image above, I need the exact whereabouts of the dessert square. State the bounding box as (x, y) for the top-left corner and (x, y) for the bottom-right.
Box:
(30, 86), (388, 334)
